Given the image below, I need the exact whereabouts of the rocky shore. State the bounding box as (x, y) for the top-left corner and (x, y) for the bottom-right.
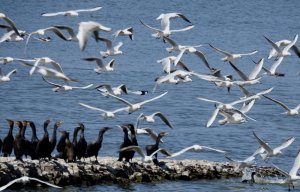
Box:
(0, 157), (283, 189)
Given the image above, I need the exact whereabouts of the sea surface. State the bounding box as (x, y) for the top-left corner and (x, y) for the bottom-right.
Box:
(1, 0), (300, 191)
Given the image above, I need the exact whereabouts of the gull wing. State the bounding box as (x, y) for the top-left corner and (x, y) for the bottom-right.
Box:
(42, 76), (62, 87)
(240, 100), (255, 114)
(168, 145), (196, 158)
(174, 49), (186, 66)
(54, 25), (77, 38)
(283, 34), (298, 52)
(202, 146), (226, 153)
(41, 11), (68, 17)
(6, 69), (17, 77)
(107, 59), (115, 68)
(28, 177), (62, 189)
(269, 56), (284, 74)
(82, 57), (105, 68)
(206, 108), (219, 128)
(97, 37), (113, 49)
(289, 150), (300, 177)
(75, 6), (102, 13)
(0, 177), (24, 191)
(114, 41), (123, 51)
(263, 95), (290, 111)
(1, 15), (21, 37)
(272, 163), (290, 177)
(248, 58), (264, 80)
(139, 128), (162, 142)
(137, 91), (168, 106)
(170, 25), (194, 33)
(150, 148), (171, 158)
(109, 94), (133, 106)
(177, 60), (190, 72)
(229, 61), (249, 81)
(194, 50), (211, 70)
(0, 30), (15, 43)
(95, 84), (113, 94)
(71, 83), (94, 89)
(197, 97), (223, 105)
(274, 137), (295, 152)
(153, 112), (173, 128)
(176, 13), (192, 23)
(139, 20), (161, 33)
(291, 45), (300, 58)
(79, 102), (107, 113)
(238, 50), (258, 56)
(158, 57), (172, 73)
(163, 36), (178, 47)
(252, 131), (274, 154)
(208, 44), (232, 57)
(264, 35), (282, 53)
(120, 146), (145, 158)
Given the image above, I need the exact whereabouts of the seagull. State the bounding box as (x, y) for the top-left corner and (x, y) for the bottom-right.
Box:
(0, 57), (35, 64)
(25, 26), (68, 53)
(225, 147), (265, 171)
(272, 150), (300, 191)
(208, 43), (258, 62)
(167, 144), (226, 158)
(0, 68), (17, 82)
(97, 37), (123, 58)
(77, 21), (112, 51)
(0, 28), (26, 43)
(263, 95), (300, 116)
(136, 112), (173, 128)
(82, 57), (115, 73)
(197, 95), (267, 127)
(261, 56), (285, 76)
(264, 34), (298, 58)
(0, 13), (21, 37)
(119, 145), (171, 163)
(42, 77), (93, 92)
(113, 27), (134, 40)
(20, 61), (76, 82)
(0, 176), (62, 191)
(41, 6), (102, 17)
(253, 131), (295, 161)
(79, 102), (126, 119)
(29, 57), (64, 75)
(157, 56), (190, 74)
(229, 59), (263, 82)
(95, 84), (128, 96)
(135, 128), (164, 143)
(140, 19), (194, 39)
(108, 91), (168, 114)
(267, 39), (300, 59)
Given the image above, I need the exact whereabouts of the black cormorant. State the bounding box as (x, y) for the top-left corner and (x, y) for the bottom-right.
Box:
(145, 132), (168, 165)
(2, 119), (14, 157)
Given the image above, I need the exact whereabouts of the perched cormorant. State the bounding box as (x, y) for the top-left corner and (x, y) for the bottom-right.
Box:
(76, 123), (87, 160)
(27, 121), (40, 160)
(63, 131), (75, 162)
(145, 132), (168, 165)
(0, 134), (2, 154)
(2, 119), (14, 157)
(21, 120), (30, 158)
(126, 123), (138, 162)
(118, 126), (133, 162)
(72, 125), (82, 160)
(13, 121), (26, 161)
(47, 121), (61, 158)
(56, 130), (68, 158)
(35, 120), (51, 159)
(86, 127), (111, 163)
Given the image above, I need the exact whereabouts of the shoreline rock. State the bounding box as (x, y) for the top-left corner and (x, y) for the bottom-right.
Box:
(0, 157), (283, 188)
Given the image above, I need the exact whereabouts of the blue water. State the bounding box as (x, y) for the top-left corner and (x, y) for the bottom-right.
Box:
(1, 0), (300, 191)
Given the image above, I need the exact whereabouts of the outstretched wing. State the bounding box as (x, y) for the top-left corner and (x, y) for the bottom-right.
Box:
(29, 177), (62, 189)
(153, 112), (173, 128)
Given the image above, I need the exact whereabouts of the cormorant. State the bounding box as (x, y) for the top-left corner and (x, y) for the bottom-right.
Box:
(63, 131), (75, 162)
(118, 125), (133, 162)
(72, 125), (82, 160)
(13, 121), (26, 161)
(21, 120), (30, 158)
(86, 127), (111, 163)
(27, 121), (40, 160)
(2, 119), (14, 157)
(76, 123), (87, 160)
(35, 119), (51, 159)
(145, 132), (168, 165)
(126, 123), (138, 162)
(47, 120), (61, 158)
(56, 130), (68, 158)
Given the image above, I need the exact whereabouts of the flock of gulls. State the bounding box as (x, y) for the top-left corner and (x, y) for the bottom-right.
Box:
(0, 4), (300, 191)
